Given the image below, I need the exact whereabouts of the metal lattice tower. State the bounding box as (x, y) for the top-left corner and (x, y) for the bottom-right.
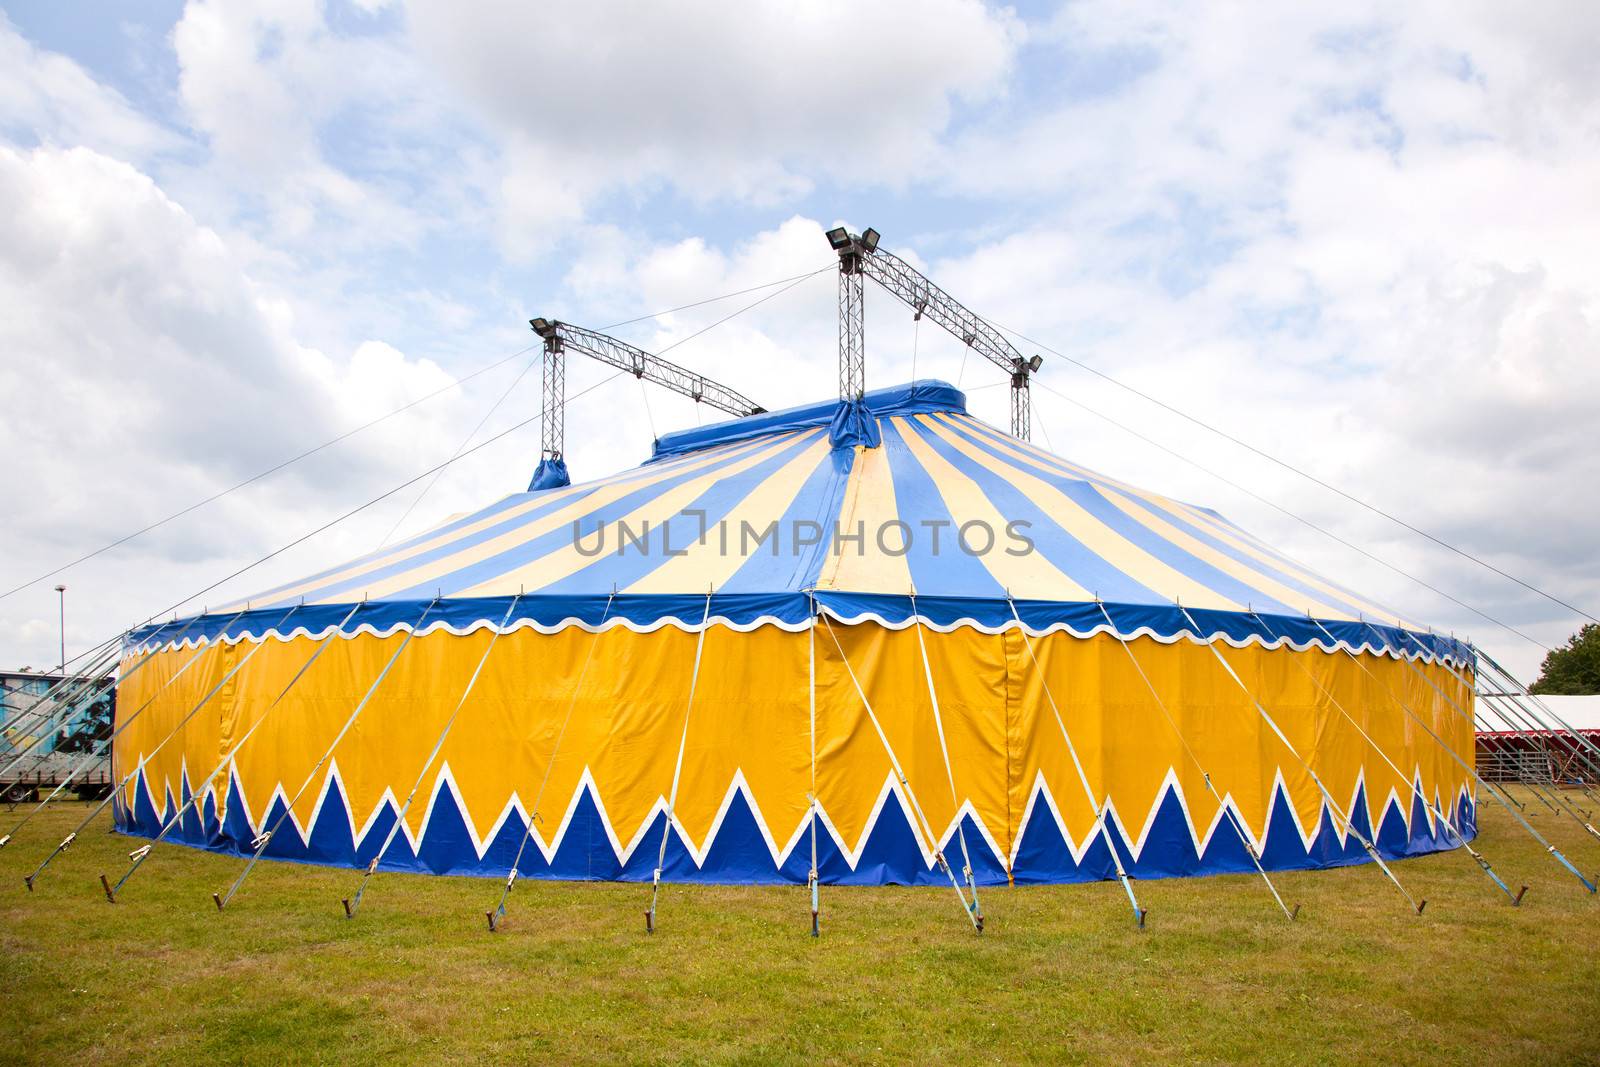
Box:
(540, 331), (565, 460)
(1009, 368), (1031, 439)
(825, 226), (1042, 440)
(837, 253), (865, 400)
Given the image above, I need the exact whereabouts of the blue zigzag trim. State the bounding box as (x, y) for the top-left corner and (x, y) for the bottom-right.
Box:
(113, 765), (1474, 886)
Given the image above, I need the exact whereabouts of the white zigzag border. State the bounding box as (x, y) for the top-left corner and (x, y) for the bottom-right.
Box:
(122, 755), (1475, 875)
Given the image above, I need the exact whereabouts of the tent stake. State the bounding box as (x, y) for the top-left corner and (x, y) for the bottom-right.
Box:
(1387, 628), (1600, 869)
(1252, 612), (1521, 908)
(104, 601), (365, 901)
(806, 593), (822, 938)
(346, 594), (523, 919)
(22, 607), (262, 891)
(821, 616), (981, 932)
(215, 598), (439, 911)
(1095, 601), (1299, 922)
(0, 614), (207, 819)
(909, 592), (986, 931)
(647, 590), (716, 936)
(1009, 599), (1147, 927)
(1325, 619), (1594, 895)
(1177, 606), (1424, 915)
(488, 593), (617, 932)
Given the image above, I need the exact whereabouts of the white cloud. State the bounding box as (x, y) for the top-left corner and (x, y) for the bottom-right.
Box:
(529, 216), (843, 481)
(920, 1), (1600, 675)
(0, 142), (493, 661)
(167, 0), (447, 250)
(408, 0), (1022, 246)
(2, 1), (1596, 686)
(0, 14), (177, 159)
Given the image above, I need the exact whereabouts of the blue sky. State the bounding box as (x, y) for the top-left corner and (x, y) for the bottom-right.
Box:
(1, 1), (1597, 678)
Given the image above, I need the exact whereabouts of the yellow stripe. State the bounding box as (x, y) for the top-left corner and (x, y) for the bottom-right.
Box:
(256, 437), (771, 607)
(1158, 496), (1413, 627)
(300, 437), (796, 603)
(457, 432), (820, 597)
(942, 417), (1354, 618)
(625, 436), (834, 594)
(950, 417), (1383, 622)
(917, 415), (1236, 610)
(890, 416), (1093, 601)
(816, 442), (913, 594)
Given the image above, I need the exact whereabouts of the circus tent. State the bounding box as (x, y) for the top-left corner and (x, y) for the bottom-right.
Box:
(110, 380), (1477, 891)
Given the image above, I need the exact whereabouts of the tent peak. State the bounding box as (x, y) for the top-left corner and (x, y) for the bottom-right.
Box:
(650, 380), (967, 461)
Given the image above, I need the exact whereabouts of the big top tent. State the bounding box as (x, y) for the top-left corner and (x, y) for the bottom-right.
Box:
(111, 381), (1477, 898)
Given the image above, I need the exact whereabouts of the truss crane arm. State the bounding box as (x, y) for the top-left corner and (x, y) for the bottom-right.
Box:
(530, 319), (766, 420)
(856, 245), (1035, 383)
(824, 227), (1042, 439)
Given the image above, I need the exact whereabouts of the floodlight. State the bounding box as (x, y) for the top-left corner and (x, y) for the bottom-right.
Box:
(529, 317), (555, 338)
(825, 226), (851, 250)
(1028, 354), (1043, 372)
(860, 227), (880, 253)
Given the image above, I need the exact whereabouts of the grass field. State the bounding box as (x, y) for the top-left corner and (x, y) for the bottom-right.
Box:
(1, 789), (1597, 1065)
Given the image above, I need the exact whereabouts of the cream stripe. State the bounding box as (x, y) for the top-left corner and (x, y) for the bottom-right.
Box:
(816, 442), (913, 594)
(917, 415), (1235, 610)
(890, 417), (1093, 601)
(455, 432), (823, 597)
(1155, 496), (1411, 626)
(942, 416), (1359, 620)
(952, 417), (1395, 623)
(285, 437), (779, 605)
(624, 436), (835, 594)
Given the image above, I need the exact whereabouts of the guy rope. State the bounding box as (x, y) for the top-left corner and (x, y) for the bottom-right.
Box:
(486, 592), (614, 932)
(22, 606), (279, 889)
(1007, 597), (1146, 927)
(103, 602), (367, 901)
(1249, 611), (1524, 906)
(347, 594), (525, 918)
(821, 614), (981, 932)
(646, 589), (714, 935)
(1326, 619), (1595, 895)
(908, 590), (987, 930)
(1176, 604), (1426, 915)
(213, 598), (440, 910)
(1095, 600), (1298, 921)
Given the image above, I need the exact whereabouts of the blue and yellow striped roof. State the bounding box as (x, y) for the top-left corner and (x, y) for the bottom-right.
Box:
(150, 382), (1461, 661)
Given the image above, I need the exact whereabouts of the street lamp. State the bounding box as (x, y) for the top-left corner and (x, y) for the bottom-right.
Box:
(54, 584), (66, 677)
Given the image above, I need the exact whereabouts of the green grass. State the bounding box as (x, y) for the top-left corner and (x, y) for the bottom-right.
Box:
(2, 789), (1598, 1065)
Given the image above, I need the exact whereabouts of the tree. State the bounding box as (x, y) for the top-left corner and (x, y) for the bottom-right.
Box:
(1529, 623), (1600, 695)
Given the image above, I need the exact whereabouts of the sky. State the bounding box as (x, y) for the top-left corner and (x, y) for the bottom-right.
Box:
(1, 0), (1596, 681)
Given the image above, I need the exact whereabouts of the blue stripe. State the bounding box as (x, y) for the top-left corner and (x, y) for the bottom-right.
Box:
(539, 432), (827, 596)
(931, 414), (1298, 614)
(956, 418), (1374, 620)
(879, 419), (1004, 598)
(904, 417), (1162, 604)
(721, 444), (856, 594)
(276, 436), (790, 605)
(127, 594), (1472, 665)
(380, 431), (825, 601)
(1182, 505), (1406, 622)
